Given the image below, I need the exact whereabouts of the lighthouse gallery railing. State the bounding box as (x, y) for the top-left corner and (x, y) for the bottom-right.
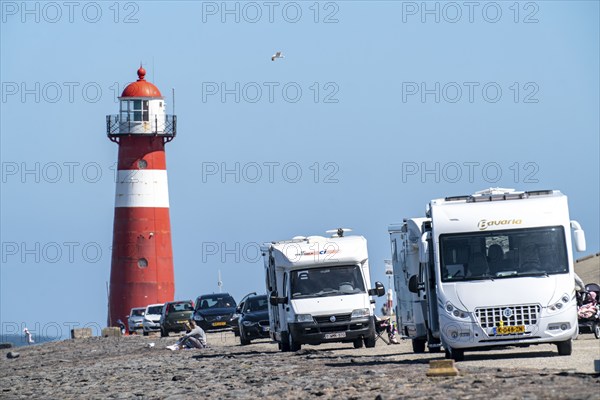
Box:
(106, 114), (176, 142)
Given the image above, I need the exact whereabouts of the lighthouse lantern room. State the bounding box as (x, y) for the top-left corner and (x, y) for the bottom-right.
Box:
(106, 67), (177, 327)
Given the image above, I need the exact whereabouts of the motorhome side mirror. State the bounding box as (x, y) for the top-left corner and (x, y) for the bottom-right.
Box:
(269, 294), (288, 306)
(368, 281), (385, 297)
(408, 275), (419, 294)
(419, 233), (429, 264)
(571, 221), (586, 252)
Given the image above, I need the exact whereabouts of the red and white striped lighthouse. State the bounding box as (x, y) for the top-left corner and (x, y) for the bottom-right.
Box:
(106, 67), (177, 327)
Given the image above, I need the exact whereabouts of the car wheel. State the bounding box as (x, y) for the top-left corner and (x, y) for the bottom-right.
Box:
(412, 338), (426, 353)
(364, 335), (376, 348)
(444, 346), (465, 361)
(289, 332), (301, 352)
(280, 332), (290, 352)
(593, 322), (600, 339)
(556, 339), (572, 356)
(160, 328), (168, 337)
(428, 345), (441, 353)
(353, 338), (364, 349)
(240, 329), (251, 346)
(143, 331), (149, 337)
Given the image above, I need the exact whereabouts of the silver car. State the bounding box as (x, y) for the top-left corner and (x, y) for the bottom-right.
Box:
(127, 307), (146, 334)
(142, 303), (164, 336)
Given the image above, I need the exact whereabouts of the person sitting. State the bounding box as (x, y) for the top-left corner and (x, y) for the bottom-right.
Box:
(487, 244), (508, 274)
(166, 320), (207, 350)
(519, 243), (541, 272)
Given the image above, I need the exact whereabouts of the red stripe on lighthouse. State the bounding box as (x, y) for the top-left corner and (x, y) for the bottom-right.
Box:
(109, 207), (174, 326)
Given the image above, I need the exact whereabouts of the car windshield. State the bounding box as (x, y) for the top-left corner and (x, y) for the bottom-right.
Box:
(243, 297), (268, 313)
(131, 309), (144, 317)
(196, 295), (236, 310)
(147, 306), (162, 314)
(439, 226), (568, 282)
(169, 302), (193, 312)
(290, 264), (366, 299)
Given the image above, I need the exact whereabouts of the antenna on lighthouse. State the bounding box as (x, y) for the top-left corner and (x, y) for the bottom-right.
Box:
(218, 270), (223, 293)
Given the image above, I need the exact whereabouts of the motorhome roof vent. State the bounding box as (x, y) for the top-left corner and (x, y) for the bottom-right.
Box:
(525, 190), (554, 197)
(326, 228), (352, 238)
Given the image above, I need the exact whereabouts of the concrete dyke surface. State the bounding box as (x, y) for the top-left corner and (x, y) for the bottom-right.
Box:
(0, 331), (599, 399)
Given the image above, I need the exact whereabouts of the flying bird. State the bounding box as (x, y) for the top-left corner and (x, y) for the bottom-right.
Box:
(271, 51), (284, 61)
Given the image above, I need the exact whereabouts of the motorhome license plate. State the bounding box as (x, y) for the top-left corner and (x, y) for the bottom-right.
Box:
(495, 325), (525, 335)
(212, 322), (227, 327)
(324, 332), (346, 339)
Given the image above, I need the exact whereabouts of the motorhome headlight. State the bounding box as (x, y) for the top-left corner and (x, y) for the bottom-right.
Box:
(549, 293), (570, 311)
(445, 302), (468, 319)
(296, 314), (314, 323)
(351, 308), (369, 318)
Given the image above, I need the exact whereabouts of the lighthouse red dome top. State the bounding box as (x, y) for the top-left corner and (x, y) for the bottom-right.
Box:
(120, 67), (162, 98)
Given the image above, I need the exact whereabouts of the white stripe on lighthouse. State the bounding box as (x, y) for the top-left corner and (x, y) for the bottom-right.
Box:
(115, 169), (170, 208)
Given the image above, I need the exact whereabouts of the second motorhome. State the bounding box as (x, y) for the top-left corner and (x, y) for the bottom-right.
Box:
(389, 189), (586, 361)
(263, 229), (385, 352)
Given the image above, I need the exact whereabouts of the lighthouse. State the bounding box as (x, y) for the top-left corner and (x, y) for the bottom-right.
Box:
(106, 67), (177, 327)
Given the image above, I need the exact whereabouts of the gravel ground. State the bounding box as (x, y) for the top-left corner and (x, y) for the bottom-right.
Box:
(1, 331), (599, 399)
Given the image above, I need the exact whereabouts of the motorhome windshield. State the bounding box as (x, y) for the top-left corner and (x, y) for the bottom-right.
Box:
(290, 265), (366, 299)
(439, 226), (568, 282)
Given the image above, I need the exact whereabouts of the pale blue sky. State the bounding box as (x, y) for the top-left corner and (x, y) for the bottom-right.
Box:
(1, 1), (599, 338)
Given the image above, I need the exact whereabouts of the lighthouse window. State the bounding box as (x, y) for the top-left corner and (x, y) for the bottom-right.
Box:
(137, 258), (148, 268)
(132, 100), (149, 122)
(120, 100), (130, 121)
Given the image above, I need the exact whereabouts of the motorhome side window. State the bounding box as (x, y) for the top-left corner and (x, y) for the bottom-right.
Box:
(440, 226), (568, 282)
(290, 265), (366, 299)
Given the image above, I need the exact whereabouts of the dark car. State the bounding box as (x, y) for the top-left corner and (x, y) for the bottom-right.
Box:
(193, 293), (237, 331)
(238, 294), (270, 345)
(231, 292), (257, 337)
(159, 300), (194, 337)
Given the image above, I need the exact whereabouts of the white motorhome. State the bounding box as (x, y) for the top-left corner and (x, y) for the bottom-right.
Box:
(262, 229), (385, 352)
(388, 189), (586, 361)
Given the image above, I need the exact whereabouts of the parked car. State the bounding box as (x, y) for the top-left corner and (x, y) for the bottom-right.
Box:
(232, 292), (257, 337)
(143, 303), (164, 336)
(238, 294), (270, 345)
(159, 300), (194, 337)
(193, 293), (237, 332)
(127, 307), (146, 334)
